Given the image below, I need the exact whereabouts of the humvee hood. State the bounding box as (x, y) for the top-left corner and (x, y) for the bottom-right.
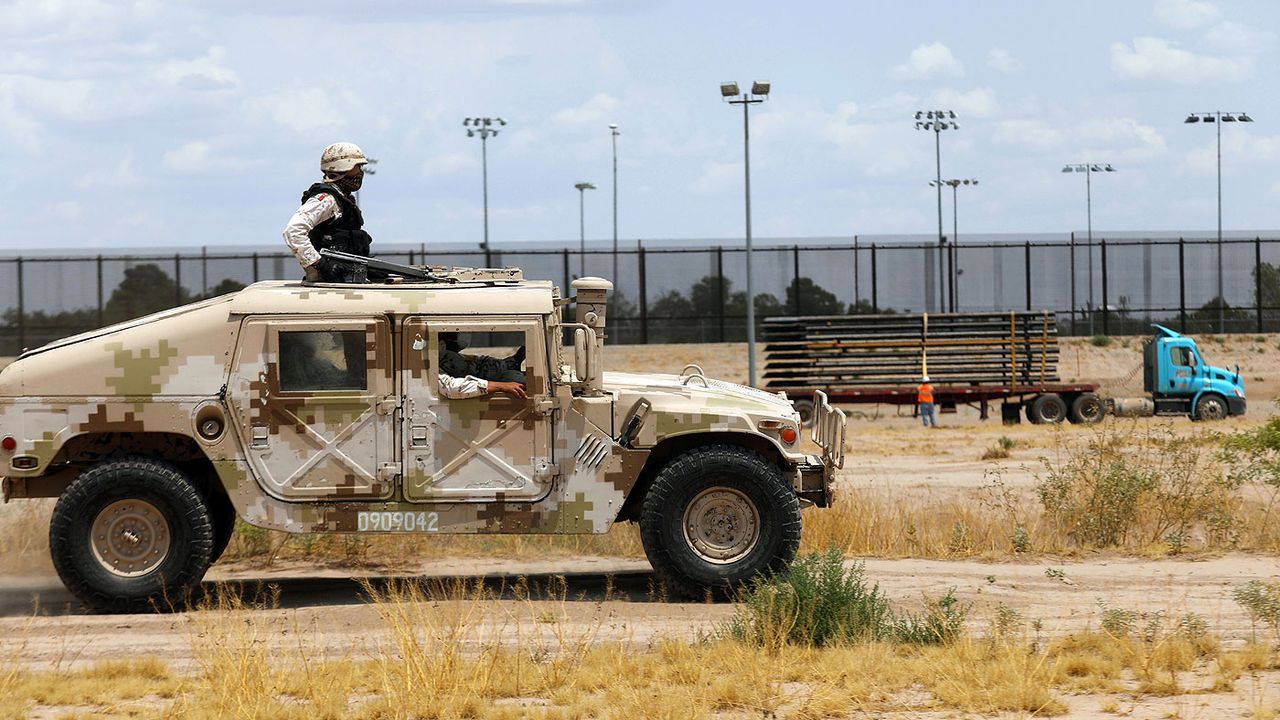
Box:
(603, 371), (795, 416)
(0, 297), (235, 398)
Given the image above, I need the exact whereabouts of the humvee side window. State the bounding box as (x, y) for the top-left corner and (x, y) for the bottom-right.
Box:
(279, 330), (367, 391)
(437, 330), (527, 385)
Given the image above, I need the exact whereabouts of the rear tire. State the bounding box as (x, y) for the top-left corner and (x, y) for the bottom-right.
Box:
(792, 399), (815, 428)
(1068, 393), (1106, 424)
(639, 444), (800, 599)
(49, 457), (214, 613)
(1028, 394), (1067, 424)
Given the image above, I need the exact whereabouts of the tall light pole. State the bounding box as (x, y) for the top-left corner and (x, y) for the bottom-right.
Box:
(928, 178), (978, 311)
(1062, 163), (1116, 335)
(610, 123), (620, 284)
(915, 110), (958, 312)
(574, 181), (596, 278)
(721, 80), (770, 387)
(463, 117), (506, 255)
(1185, 111), (1254, 333)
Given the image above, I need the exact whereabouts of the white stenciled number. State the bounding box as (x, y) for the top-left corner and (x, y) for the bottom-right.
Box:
(357, 511), (439, 532)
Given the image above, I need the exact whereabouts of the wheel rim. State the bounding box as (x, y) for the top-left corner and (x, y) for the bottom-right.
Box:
(1043, 401), (1064, 422)
(1081, 398), (1103, 421)
(90, 500), (171, 578)
(682, 487), (760, 565)
(1202, 399), (1226, 420)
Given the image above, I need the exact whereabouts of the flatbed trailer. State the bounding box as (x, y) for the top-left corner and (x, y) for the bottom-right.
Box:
(763, 311), (1106, 424)
(775, 382), (1101, 424)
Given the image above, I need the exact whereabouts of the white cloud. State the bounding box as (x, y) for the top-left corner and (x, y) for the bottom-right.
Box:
(248, 88), (347, 136)
(1110, 36), (1250, 85)
(932, 87), (998, 118)
(421, 152), (475, 177)
(551, 93), (619, 126)
(45, 200), (83, 222)
(986, 48), (1019, 73)
(163, 141), (210, 172)
(890, 42), (964, 80)
(1074, 117), (1168, 160)
(76, 154), (140, 188)
(1153, 0), (1220, 29)
(1204, 21), (1277, 54)
(991, 119), (1063, 152)
(154, 46), (238, 90)
(690, 160), (741, 195)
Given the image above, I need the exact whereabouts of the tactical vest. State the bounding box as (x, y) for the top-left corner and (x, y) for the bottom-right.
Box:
(300, 182), (372, 257)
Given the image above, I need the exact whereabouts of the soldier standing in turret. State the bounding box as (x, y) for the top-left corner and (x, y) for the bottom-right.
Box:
(283, 142), (373, 283)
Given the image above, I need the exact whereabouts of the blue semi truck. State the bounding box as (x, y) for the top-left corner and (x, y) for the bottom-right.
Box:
(1117, 324), (1247, 420)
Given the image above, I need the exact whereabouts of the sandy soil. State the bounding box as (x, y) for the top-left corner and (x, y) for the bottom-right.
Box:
(2, 337), (1280, 717)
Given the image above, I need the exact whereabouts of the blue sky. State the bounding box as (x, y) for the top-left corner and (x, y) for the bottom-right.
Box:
(1, 0), (1277, 252)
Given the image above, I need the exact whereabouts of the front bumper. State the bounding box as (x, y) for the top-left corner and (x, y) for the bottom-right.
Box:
(797, 391), (846, 507)
(1229, 396), (1247, 416)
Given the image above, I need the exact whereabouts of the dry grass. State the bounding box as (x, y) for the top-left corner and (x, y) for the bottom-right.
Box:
(10, 579), (1280, 718)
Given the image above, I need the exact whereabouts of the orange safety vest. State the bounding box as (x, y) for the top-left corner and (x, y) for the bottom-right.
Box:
(917, 383), (934, 404)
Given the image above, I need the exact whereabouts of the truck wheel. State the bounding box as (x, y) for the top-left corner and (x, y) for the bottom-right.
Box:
(792, 399), (815, 428)
(1194, 394), (1227, 421)
(207, 490), (237, 564)
(1028, 394), (1067, 424)
(49, 457), (215, 613)
(639, 444), (800, 599)
(1068, 393), (1106, 424)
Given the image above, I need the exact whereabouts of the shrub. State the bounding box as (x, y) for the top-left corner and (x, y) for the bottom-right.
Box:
(1036, 425), (1240, 549)
(729, 550), (969, 648)
(1089, 335), (1113, 347)
(1233, 580), (1280, 640)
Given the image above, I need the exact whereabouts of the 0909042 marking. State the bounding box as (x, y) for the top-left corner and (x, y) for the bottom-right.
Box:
(356, 511), (439, 532)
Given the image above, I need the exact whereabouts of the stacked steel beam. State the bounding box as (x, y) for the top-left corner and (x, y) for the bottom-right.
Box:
(762, 311), (1059, 388)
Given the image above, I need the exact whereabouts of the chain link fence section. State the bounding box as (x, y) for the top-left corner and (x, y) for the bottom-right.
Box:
(1, 237), (1278, 355)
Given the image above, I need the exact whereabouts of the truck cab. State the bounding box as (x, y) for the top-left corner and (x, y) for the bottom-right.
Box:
(1143, 325), (1245, 420)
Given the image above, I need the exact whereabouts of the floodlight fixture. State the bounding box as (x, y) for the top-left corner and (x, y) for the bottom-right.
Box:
(720, 82), (740, 97)
(751, 80), (770, 96)
(1240, 113), (1254, 122)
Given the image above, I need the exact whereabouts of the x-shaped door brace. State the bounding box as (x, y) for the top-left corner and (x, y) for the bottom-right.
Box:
(266, 402), (379, 487)
(427, 404), (534, 486)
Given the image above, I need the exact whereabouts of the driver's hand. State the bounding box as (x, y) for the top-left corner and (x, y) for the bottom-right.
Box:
(488, 381), (528, 399)
(304, 263), (321, 282)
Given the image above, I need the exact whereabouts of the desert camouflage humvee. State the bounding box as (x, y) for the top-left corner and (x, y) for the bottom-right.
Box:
(0, 267), (845, 611)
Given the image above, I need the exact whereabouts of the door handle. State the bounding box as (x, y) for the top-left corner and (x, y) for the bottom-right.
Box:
(377, 396), (398, 415)
(251, 425), (269, 448)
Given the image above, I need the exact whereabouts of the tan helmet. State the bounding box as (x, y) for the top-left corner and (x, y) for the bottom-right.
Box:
(320, 142), (367, 176)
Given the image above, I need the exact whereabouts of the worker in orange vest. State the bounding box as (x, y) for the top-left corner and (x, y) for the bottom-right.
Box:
(917, 375), (937, 427)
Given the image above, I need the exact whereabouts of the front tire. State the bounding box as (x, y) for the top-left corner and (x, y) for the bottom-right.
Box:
(1068, 393), (1106, 424)
(49, 457), (215, 613)
(1194, 394), (1227, 421)
(639, 444), (801, 599)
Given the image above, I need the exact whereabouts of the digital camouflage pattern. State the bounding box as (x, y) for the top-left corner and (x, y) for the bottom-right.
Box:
(0, 274), (842, 536)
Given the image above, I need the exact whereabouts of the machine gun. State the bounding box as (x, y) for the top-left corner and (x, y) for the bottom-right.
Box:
(318, 249), (452, 283)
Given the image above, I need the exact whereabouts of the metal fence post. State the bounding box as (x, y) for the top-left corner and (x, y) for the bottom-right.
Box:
(174, 254), (182, 305)
(792, 245), (801, 315)
(716, 246), (725, 342)
(638, 245), (648, 344)
(252, 253), (259, 283)
(1101, 239), (1109, 336)
(1024, 241), (1032, 311)
(1069, 232), (1076, 335)
(15, 257), (24, 352)
(1257, 236), (1264, 333)
(853, 237), (860, 309)
(201, 246), (208, 295)
(1178, 238), (1187, 333)
(96, 255), (104, 327)
(870, 243), (879, 313)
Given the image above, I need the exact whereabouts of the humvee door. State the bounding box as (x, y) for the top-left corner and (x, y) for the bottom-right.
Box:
(400, 317), (553, 503)
(228, 317), (396, 501)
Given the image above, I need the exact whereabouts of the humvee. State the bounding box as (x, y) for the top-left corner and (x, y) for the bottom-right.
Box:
(0, 266), (845, 612)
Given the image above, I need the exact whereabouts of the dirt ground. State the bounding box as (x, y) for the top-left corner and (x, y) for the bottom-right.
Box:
(2, 336), (1280, 717)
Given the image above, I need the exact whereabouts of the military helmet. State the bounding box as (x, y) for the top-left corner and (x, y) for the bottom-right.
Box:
(320, 142), (368, 176)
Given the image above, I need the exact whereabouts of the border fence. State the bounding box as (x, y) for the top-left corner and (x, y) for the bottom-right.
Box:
(2, 237), (1278, 355)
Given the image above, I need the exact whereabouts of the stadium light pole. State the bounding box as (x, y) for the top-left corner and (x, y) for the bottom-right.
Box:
(1185, 111), (1254, 333)
(1062, 163), (1115, 336)
(610, 123), (620, 284)
(915, 110), (958, 312)
(464, 117), (506, 254)
(574, 182), (596, 278)
(721, 80), (770, 387)
(929, 178), (978, 311)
